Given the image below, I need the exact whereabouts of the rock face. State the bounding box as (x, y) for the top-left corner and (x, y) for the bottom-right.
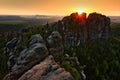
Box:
(4, 34), (49, 80)
(61, 12), (87, 48)
(4, 34), (73, 80)
(19, 55), (74, 80)
(42, 22), (52, 40)
(87, 12), (111, 39)
(4, 37), (19, 70)
(50, 12), (110, 48)
(47, 31), (64, 62)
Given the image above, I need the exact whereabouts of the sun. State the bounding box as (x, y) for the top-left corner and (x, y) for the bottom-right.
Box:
(77, 9), (85, 14)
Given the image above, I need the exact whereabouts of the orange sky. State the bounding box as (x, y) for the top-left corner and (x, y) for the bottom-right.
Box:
(0, 0), (120, 16)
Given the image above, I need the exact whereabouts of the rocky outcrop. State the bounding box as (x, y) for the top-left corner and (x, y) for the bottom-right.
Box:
(62, 12), (87, 48)
(47, 31), (64, 62)
(4, 34), (73, 80)
(46, 12), (111, 49)
(4, 37), (19, 70)
(4, 34), (49, 80)
(19, 55), (74, 80)
(87, 12), (111, 39)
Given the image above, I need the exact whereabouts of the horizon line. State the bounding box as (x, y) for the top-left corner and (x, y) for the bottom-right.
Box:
(0, 13), (119, 16)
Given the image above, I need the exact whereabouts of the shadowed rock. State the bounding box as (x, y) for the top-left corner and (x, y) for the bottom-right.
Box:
(53, 12), (110, 48)
(87, 12), (111, 39)
(47, 31), (64, 62)
(4, 34), (48, 80)
(55, 12), (87, 48)
(4, 37), (19, 78)
(4, 34), (73, 80)
(28, 34), (45, 46)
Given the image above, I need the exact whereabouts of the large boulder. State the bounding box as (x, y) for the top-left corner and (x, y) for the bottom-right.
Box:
(47, 31), (64, 62)
(19, 55), (74, 80)
(28, 34), (45, 46)
(4, 34), (48, 80)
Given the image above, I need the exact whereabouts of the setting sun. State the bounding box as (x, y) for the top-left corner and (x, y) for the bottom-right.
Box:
(77, 9), (85, 14)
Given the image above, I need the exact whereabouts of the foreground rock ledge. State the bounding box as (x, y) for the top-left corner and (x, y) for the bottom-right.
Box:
(19, 55), (74, 80)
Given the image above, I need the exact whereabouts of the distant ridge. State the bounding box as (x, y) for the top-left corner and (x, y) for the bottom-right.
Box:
(109, 16), (120, 20)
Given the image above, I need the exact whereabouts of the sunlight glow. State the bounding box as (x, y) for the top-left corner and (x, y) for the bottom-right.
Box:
(77, 9), (85, 14)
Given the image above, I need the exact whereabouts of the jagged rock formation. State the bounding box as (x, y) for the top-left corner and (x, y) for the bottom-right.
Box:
(43, 22), (52, 40)
(19, 55), (73, 80)
(87, 12), (111, 39)
(4, 34), (49, 80)
(4, 37), (19, 73)
(47, 31), (64, 62)
(43, 12), (110, 48)
(4, 34), (73, 80)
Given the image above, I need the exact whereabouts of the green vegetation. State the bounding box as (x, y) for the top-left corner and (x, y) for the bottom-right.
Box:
(61, 61), (81, 80)
(0, 20), (26, 25)
(65, 36), (120, 80)
(62, 20), (120, 80)
(0, 37), (8, 79)
(0, 48), (8, 79)
(0, 19), (120, 80)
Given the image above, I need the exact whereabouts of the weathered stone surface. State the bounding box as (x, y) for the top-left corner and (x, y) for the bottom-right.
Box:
(4, 37), (19, 79)
(55, 12), (87, 48)
(4, 34), (73, 80)
(87, 12), (111, 39)
(19, 55), (74, 80)
(28, 34), (45, 46)
(47, 31), (64, 62)
(4, 34), (48, 80)
(42, 22), (52, 40)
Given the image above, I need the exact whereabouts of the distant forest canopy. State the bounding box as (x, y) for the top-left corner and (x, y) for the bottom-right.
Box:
(0, 15), (63, 32)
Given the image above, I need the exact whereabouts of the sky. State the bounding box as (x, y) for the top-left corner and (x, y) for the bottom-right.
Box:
(0, 0), (120, 16)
